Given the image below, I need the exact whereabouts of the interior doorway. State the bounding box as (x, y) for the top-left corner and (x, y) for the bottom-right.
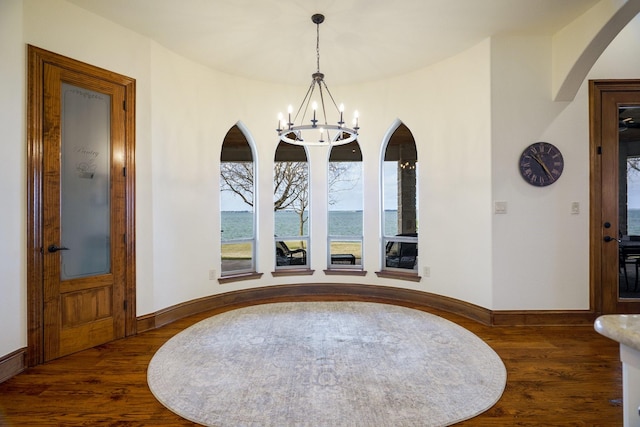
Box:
(590, 79), (640, 314)
(27, 46), (136, 365)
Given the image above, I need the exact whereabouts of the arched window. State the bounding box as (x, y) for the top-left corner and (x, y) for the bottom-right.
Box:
(328, 141), (363, 269)
(220, 124), (256, 276)
(381, 123), (418, 273)
(274, 141), (310, 270)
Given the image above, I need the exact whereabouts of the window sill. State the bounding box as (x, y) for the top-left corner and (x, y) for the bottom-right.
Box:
(375, 270), (421, 282)
(271, 269), (315, 277)
(323, 269), (367, 276)
(218, 272), (263, 284)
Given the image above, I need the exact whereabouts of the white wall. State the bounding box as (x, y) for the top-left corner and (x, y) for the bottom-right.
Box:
(490, 34), (590, 310)
(0, 0), (26, 357)
(1, 0), (638, 358)
(490, 13), (640, 310)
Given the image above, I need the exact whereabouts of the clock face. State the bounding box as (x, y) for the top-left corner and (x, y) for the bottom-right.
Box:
(519, 142), (564, 187)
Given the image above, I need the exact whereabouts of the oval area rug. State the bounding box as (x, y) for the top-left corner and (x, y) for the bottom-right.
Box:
(147, 302), (506, 426)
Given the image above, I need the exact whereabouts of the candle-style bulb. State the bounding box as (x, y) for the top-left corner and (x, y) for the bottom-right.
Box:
(311, 101), (318, 125)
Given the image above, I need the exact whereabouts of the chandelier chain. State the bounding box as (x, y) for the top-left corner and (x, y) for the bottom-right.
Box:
(316, 21), (321, 74)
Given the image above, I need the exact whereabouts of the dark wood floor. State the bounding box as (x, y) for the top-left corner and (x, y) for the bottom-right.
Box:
(0, 304), (623, 426)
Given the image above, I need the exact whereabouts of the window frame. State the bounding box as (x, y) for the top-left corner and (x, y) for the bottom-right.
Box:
(219, 122), (258, 278)
(327, 141), (364, 271)
(273, 142), (311, 271)
(380, 120), (419, 276)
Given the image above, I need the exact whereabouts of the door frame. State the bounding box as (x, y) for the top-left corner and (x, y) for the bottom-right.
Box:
(590, 79), (640, 315)
(27, 45), (136, 367)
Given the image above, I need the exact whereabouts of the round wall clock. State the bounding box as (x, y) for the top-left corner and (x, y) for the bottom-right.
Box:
(518, 142), (564, 187)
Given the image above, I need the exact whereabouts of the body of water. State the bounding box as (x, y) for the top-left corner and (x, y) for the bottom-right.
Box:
(221, 210), (400, 240)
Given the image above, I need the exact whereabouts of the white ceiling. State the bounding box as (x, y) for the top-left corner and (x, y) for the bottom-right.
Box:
(67, 0), (600, 86)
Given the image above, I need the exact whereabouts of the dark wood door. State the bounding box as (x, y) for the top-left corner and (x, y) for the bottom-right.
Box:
(28, 46), (136, 365)
(591, 80), (640, 314)
(42, 64), (127, 360)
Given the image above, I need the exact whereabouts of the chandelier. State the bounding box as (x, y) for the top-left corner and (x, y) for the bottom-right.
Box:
(277, 13), (359, 146)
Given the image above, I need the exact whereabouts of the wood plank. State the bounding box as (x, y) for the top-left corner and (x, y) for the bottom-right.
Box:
(0, 303), (622, 425)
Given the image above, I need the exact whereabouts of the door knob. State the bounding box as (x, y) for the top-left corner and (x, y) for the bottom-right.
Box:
(603, 236), (617, 243)
(48, 244), (69, 253)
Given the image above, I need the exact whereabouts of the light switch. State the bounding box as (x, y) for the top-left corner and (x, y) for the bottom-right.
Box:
(494, 201), (507, 214)
(571, 202), (580, 215)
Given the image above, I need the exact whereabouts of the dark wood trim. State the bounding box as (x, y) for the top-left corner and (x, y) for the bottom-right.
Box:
(0, 348), (26, 384)
(124, 76), (137, 337)
(26, 45), (45, 368)
(323, 269), (367, 276)
(136, 284), (484, 330)
(135, 313), (157, 334)
(491, 310), (598, 326)
(375, 270), (422, 282)
(270, 269), (314, 277)
(589, 79), (640, 315)
(27, 45), (136, 367)
(217, 272), (264, 284)
(589, 79), (604, 317)
(136, 284), (598, 333)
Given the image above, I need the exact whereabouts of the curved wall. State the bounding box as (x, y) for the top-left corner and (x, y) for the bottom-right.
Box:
(2, 0), (640, 358)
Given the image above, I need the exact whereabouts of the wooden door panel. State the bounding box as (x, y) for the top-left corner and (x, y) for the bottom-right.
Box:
(27, 45), (136, 367)
(59, 318), (115, 356)
(61, 287), (113, 327)
(42, 62), (125, 361)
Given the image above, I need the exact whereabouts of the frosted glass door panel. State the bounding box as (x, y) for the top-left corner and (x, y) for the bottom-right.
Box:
(60, 83), (111, 279)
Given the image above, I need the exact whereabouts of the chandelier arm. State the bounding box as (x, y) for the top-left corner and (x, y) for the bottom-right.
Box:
(293, 80), (318, 126)
(317, 83), (328, 125)
(319, 80), (342, 117)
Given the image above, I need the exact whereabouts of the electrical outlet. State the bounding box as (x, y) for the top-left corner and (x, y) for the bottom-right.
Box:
(424, 267), (430, 277)
(571, 202), (580, 215)
(209, 269), (216, 280)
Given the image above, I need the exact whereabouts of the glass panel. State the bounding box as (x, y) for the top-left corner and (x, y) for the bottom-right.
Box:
(275, 209), (309, 237)
(619, 106), (640, 299)
(275, 238), (309, 268)
(274, 142), (309, 269)
(329, 210), (362, 236)
(328, 141), (363, 269)
(382, 124), (418, 272)
(221, 209), (254, 240)
(60, 83), (111, 280)
(221, 240), (254, 274)
(383, 161), (399, 236)
(384, 235), (418, 272)
(329, 239), (361, 267)
(220, 125), (255, 276)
